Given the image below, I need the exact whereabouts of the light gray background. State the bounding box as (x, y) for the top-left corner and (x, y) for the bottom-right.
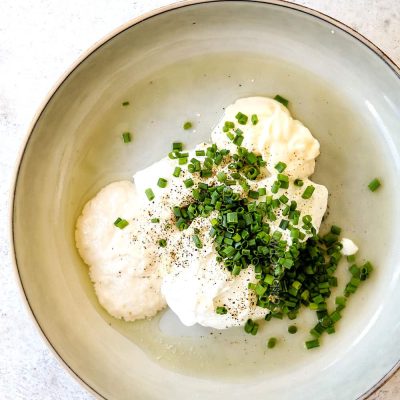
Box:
(1, 1), (399, 399)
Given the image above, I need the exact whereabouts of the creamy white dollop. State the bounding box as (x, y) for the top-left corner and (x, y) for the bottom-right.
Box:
(75, 181), (166, 321)
(212, 97), (320, 179)
(75, 96), (330, 329)
(340, 238), (359, 256)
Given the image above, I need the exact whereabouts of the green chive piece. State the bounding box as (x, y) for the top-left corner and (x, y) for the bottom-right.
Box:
(235, 112), (248, 125)
(122, 132), (131, 143)
(172, 142), (183, 151)
(227, 212), (238, 224)
(158, 239), (167, 247)
(113, 218), (129, 229)
(347, 254), (356, 262)
(274, 162), (287, 173)
(305, 339), (320, 349)
(184, 178), (194, 188)
(288, 325), (298, 334)
(183, 121), (192, 130)
(267, 337), (277, 349)
(151, 218), (160, 223)
(330, 225), (341, 235)
(368, 178), (381, 192)
(122, 101), (129, 106)
(145, 188), (155, 201)
(274, 94), (289, 107)
(216, 306), (227, 315)
(302, 185), (315, 199)
(251, 114), (259, 125)
(193, 234), (203, 248)
(178, 157), (188, 165)
(196, 150), (205, 156)
(157, 178), (168, 188)
(294, 179), (304, 187)
(173, 167), (182, 177)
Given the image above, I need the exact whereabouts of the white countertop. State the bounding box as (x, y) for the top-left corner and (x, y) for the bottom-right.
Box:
(0, 1), (399, 399)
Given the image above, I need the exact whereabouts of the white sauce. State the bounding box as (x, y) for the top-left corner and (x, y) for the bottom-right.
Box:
(75, 97), (330, 329)
(340, 238), (359, 256)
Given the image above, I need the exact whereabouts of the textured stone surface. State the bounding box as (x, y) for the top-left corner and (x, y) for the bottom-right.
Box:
(0, 1), (398, 399)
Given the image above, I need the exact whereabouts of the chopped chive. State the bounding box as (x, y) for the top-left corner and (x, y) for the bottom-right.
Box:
(274, 162), (287, 173)
(248, 190), (259, 199)
(195, 150), (205, 156)
(302, 185), (315, 199)
(173, 167), (182, 177)
(235, 112), (248, 125)
(193, 234), (203, 248)
(227, 212), (238, 224)
(145, 188), (155, 201)
(288, 325), (298, 334)
(330, 225), (341, 235)
(251, 114), (259, 125)
(294, 179), (304, 187)
(216, 306), (227, 315)
(258, 187), (267, 196)
(151, 218), (160, 223)
(122, 101), (130, 106)
(158, 239), (167, 247)
(178, 157), (188, 165)
(368, 178), (381, 192)
(113, 218), (129, 229)
(157, 178), (168, 188)
(347, 254), (356, 262)
(183, 121), (192, 130)
(223, 121), (235, 132)
(305, 339), (320, 349)
(122, 132), (131, 143)
(267, 337), (277, 349)
(184, 178), (194, 188)
(274, 94), (289, 107)
(172, 142), (183, 151)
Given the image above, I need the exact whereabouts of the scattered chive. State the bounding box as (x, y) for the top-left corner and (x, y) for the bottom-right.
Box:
(145, 188), (155, 201)
(184, 178), (194, 188)
(122, 132), (131, 143)
(294, 179), (304, 187)
(192, 234), (203, 248)
(216, 306), (227, 315)
(267, 337), (277, 349)
(157, 178), (168, 188)
(274, 94), (289, 107)
(368, 178), (381, 192)
(251, 114), (259, 125)
(235, 112), (248, 125)
(288, 325), (298, 334)
(172, 142), (183, 151)
(183, 121), (192, 130)
(151, 218), (160, 223)
(274, 161), (287, 173)
(158, 239), (167, 247)
(305, 339), (320, 349)
(113, 218), (129, 229)
(302, 185), (315, 199)
(122, 101), (129, 106)
(173, 167), (182, 177)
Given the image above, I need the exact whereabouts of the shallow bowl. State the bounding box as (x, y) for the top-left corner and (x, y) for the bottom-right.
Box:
(12, 1), (400, 399)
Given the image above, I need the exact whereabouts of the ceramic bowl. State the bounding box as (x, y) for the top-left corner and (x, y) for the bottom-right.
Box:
(12, 1), (400, 399)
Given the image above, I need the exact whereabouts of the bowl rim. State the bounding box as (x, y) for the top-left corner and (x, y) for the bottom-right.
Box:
(10, 1), (400, 399)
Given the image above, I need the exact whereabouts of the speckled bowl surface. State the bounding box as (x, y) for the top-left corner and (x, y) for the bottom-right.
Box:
(12, 1), (400, 399)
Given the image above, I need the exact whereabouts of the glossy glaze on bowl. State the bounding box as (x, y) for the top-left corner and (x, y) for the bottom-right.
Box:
(12, 1), (400, 399)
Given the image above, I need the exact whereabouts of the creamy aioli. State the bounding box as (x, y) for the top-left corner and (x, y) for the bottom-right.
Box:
(75, 97), (330, 328)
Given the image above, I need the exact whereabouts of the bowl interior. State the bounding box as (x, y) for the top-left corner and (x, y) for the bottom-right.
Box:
(13, 1), (400, 399)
